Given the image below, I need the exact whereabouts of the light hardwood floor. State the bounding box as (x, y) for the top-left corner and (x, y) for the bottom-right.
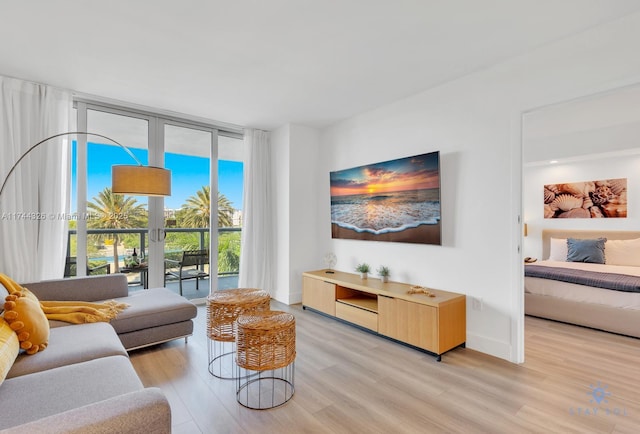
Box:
(129, 301), (640, 433)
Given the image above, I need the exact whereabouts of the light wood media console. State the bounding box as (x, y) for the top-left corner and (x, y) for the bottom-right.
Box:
(302, 269), (466, 361)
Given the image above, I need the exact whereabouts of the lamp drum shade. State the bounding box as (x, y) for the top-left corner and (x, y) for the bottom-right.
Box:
(112, 165), (171, 196)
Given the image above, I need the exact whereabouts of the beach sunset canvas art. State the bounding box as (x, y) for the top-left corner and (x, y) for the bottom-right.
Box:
(330, 151), (441, 245)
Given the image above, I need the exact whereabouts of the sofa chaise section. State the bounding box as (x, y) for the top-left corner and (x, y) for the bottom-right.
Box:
(23, 273), (198, 350)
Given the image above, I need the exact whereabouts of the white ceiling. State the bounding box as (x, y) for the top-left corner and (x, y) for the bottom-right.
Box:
(523, 84), (640, 165)
(1, 0), (639, 130)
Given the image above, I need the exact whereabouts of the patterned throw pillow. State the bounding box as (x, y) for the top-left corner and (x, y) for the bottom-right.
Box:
(3, 290), (50, 355)
(0, 316), (20, 384)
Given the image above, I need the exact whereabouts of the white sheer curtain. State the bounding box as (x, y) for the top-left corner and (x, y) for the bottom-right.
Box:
(0, 76), (72, 282)
(238, 129), (276, 295)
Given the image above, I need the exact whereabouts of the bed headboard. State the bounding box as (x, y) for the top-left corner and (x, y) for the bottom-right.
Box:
(542, 229), (640, 260)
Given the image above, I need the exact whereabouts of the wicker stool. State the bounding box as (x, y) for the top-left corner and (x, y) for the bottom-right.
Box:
(207, 288), (270, 379)
(235, 310), (296, 409)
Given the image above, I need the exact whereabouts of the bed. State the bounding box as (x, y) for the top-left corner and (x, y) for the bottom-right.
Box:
(524, 229), (640, 338)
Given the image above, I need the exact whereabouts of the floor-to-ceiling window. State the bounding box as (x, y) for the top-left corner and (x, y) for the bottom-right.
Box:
(70, 100), (243, 299)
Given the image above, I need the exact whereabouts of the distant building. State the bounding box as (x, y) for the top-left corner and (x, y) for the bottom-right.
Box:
(164, 209), (178, 227)
(232, 210), (243, 227)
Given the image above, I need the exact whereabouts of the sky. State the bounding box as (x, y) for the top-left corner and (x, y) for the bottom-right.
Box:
(71, 142), (243, 211)
(330, 151), (439, 197)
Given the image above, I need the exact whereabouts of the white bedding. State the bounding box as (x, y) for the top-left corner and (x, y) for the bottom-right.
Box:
(525, 260), (640, 311)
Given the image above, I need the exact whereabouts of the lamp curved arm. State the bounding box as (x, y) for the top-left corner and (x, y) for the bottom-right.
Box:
(0, 131), (147, 197)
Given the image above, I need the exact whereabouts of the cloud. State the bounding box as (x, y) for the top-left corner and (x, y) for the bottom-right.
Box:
(330, 178), (367, 188)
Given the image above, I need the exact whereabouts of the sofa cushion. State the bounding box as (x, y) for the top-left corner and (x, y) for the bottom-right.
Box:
(107, 287), (197, 334)
(7, 322), (127, 379)
(0, 388), (171, 434)
(0, 355), (143, 430)
(0, 317), (20, 385)
(21, 274), (129, 302)
(119, 319), (194, 350)
(3, 291), (50, 355)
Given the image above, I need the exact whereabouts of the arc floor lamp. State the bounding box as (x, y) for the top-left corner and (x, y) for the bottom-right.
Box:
(0, 131), (171, 198)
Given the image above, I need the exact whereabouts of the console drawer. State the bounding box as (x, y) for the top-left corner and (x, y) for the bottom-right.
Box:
(335, 301), (378, 332)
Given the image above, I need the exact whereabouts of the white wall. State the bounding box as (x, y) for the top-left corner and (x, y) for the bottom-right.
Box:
(278, 12), (640, 363)
(271, 124), (322, 304)
(288, 125), (321, 303)
(271, 125), (291, 303)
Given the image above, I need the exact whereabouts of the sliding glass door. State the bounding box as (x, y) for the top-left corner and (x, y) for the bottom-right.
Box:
(162, 124), (244, 298)
(73, 105), (158, 285)
(164, 122), (218, 298)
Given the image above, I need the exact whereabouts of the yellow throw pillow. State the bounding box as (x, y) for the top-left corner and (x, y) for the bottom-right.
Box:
(18, 286), (39, 304)
(0, 316), (20, 384)
(3, 291), (49, 355)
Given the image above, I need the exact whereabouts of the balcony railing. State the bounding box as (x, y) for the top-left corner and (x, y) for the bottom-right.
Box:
(66, 227), (241, 277)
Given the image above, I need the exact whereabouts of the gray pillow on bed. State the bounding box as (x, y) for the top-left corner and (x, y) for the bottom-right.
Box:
(566, 237), (607, 264)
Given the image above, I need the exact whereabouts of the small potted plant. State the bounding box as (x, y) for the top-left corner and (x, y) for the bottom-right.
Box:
(355, 263), (370, 279)
(377, 265), (390, 283)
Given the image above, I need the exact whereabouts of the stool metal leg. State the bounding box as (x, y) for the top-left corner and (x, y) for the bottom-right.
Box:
(208, 338), (258, 380)
(207, 339), (236, 379)
(236, 362), (295, 409)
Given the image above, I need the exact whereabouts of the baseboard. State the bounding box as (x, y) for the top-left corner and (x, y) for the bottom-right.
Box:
(465, 332), (513, 362)
(288, 290), (302, 305)
(272, 289), (302, 305)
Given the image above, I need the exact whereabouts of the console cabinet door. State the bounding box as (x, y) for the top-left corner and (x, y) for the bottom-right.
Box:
(378, 296), (438, 352)
(377, 295), (397, 338)
(302, 277), (336, 315)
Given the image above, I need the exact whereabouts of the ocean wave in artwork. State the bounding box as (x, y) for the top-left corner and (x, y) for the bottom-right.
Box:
(332, 220), (439, 235)
(330, 189), (440, 233)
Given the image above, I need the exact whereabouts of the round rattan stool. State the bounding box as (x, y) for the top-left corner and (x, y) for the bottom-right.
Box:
(207, 288), (270, 379)
(235, 310), (296, 409)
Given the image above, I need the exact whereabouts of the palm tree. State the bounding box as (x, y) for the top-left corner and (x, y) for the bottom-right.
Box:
(217, 193), (235, 228)
(218, 232), (240, 274)
(87, 187), (147, 273)
(180, 186), (235, 228)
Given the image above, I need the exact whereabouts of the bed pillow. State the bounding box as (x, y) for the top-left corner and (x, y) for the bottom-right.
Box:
(548, 238), (568, 261)
(605, 238), (640, 267)
(566, 238), (607, 264)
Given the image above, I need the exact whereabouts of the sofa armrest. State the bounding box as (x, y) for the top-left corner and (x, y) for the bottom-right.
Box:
(0, 388), (170, 434)
(21, 274), (129, 302)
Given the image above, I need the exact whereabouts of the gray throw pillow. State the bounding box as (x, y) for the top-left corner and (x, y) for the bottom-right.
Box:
(566, 237), (607, 264)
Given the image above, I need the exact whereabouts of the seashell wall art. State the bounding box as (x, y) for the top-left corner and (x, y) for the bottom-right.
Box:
(544, 178), (627, 218)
